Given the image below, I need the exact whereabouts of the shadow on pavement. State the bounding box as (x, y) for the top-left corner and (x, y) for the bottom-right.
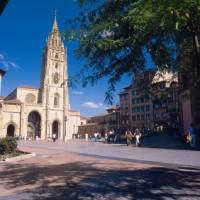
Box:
(0, 160), (200, 200)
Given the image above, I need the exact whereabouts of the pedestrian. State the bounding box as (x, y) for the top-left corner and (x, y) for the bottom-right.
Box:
(188, 123), (196, 148)
(114, 130), (118, 143)
(85, 133), (88, 141)
(134, 128), (142, 147)
(125, 129), (133, 146)
(52, 133), (56, 142)
(105, 132), (108, 143)
(94, 132), (98, 142)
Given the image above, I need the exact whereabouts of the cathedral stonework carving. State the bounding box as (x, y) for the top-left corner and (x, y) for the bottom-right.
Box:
(0, 15), (81, 140)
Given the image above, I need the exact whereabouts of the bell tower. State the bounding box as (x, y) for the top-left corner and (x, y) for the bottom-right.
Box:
(39, 14), (69, 140)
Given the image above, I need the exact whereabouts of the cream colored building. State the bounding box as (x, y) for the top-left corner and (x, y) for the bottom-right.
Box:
(0, 16), (81, 141)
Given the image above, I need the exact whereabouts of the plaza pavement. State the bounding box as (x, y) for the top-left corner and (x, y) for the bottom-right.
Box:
(18, 139), (200, 167)
(0, 140), (199, 200)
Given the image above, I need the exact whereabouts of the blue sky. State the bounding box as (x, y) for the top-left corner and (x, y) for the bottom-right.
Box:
(0, 0), (131, 117)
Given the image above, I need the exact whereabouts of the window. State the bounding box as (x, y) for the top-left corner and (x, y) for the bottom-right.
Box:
(54, 93), (60, 107)
(132, 115), (136, 121)
(132, 90), (136, 96)
(137, 115), (140, 121)
(55, 63), (58, 69)
(53, 72), (60, 84)
(141, 106), (144, 112)
(132, 107), (136, 113)
(161, 113), (166, 118)
(163, 103), (166, 108)
(137, 106), (140, 112)
(154, 113), (160, 119)
(145, 94), (150, 101)
(146, 105), (150, 111)
(55, 53), (58, 59)
(132, 98), (136, 104)
(136, 98), (140, 104)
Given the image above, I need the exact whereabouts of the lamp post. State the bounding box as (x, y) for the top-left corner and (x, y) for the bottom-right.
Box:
(60, 79), (68, 141)
(0, 69), (6, 96)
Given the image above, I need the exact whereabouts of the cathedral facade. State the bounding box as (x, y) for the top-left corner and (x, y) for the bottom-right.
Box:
(0, 16), (81, 141)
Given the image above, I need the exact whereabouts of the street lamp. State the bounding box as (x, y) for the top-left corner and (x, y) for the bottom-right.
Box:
(0, 69), (6, 96)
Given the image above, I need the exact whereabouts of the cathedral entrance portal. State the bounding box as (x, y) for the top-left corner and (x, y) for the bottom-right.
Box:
(7, 124), (15, 137)
(52, 120), (59, 139)
(27, 111), (41, 139)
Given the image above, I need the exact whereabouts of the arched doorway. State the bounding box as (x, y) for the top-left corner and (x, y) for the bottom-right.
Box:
(7, 124), (15, 137)
(52, 120), (59, 139)
(27, 111), (41, 139)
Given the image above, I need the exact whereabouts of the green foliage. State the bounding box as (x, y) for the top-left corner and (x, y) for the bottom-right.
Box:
(0, 137), (18, 155)
(65, 0), (200, 103)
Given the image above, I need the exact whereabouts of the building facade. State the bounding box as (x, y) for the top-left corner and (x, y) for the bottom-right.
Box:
(119, 70), (154, 130)
(119, 69), (179, 131)
(0, 16), (81, 141)
(119, 86), (131, 129)
(151, 70), (179, 130)
(79, 69), (179, 136)
(78, 106), (120, 137)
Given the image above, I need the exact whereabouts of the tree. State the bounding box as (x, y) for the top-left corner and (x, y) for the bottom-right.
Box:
(65, 0), (200, 102)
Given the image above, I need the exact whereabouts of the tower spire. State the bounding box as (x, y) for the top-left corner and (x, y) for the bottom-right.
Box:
(52, 9), (58, 33)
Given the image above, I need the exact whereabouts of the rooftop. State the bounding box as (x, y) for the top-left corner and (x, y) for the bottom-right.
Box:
(17, 85), (38, 90)
(3, 99), (22, 105)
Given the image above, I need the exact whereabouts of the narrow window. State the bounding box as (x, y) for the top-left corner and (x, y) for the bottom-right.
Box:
(54, 93), (59, 107)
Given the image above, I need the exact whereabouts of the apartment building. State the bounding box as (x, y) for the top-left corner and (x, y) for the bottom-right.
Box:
(151, 70), (179, 130)
(119, 69), (179, 131)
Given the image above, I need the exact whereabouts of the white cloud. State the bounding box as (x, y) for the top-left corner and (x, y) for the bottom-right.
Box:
(0, 53), (20, 70)
(98, 103), (103, 106)
(1, 61), (9, 68)
(72, 91), (84, 95)
(82, 102), (102, 109)
(9, 62), (20, 68)
(0, 54), (5, 60)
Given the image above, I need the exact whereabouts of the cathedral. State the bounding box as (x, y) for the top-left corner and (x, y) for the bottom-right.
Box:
(0, 15), (81, 141)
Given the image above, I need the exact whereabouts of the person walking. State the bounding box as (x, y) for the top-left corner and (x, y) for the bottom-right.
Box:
(188, 123), (196, 148)
(134, 128), (142, 147)
(52, 133), (56, 142)
(125, 129), (133, 146)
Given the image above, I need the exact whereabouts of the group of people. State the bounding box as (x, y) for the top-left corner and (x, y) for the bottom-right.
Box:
(105, 129), (118, 143)
(125, 128), (142, 147)
(92, 128), (142, 146)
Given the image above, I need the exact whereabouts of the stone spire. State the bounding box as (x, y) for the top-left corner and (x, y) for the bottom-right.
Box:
(46, 11), (64, 50)
(52, 11), (58, 33)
